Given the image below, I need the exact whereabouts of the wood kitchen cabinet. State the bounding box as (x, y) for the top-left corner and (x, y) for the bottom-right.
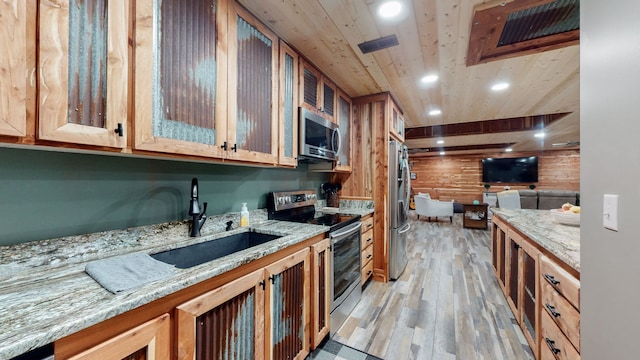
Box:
(311, 238), (331, 348)
(134, 0), (228, 159)
(278, 41), (300, 167)
(67, 313), (170, 360)
(491, 214), (580, 360)
(135, 0), (280, 165)
(176, 248), (310, 360)
(491, 215), (508, 292)
(300, 59), (336, 122)
(539, 254), (581, 359)
(176, 269), (266, 360)
(0, 0), (30, 138)
(39, 0), (128, 149)
(264, 248), (311, 359)
(334, 90), (353, 172)
(504, 229), (540, 357)
(390, 102), (405, 142)
(360, 214), (374, 285)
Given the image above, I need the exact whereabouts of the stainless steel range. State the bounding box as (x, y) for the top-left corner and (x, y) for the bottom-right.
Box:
(267, 190), (362, 335)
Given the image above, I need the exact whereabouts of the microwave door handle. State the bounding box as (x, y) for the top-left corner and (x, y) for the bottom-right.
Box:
(332, 128), (342, 157)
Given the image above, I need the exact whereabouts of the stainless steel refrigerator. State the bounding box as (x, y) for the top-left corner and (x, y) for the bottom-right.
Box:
(389, 139), (411, 280)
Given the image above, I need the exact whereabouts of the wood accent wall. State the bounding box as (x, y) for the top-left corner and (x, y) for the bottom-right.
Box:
(409, 150), (580, 204)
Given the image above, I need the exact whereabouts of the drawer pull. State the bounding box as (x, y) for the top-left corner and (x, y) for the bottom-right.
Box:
(367, 237), (373, 243)
(366, 270), (372, 276)
(367, 254), (372, 259)
(545, 303), (561, 317)
(544, 273), (560, 285)
(545, 338), (561, 355)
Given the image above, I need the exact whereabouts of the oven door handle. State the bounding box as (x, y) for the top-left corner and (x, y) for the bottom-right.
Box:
(398, 223), (411, 234)
(329, 221), (362, 239)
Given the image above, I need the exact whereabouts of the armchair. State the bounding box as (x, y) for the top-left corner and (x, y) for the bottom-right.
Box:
(414, 195), (454, 223)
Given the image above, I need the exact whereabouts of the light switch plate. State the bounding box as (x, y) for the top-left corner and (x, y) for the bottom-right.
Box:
(603, 194), (619, 231)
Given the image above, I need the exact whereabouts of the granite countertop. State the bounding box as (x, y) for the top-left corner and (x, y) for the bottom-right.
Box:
(491, 208), (580, 272)
(0, 210), (328, 359)
(321, 199), (375, 217)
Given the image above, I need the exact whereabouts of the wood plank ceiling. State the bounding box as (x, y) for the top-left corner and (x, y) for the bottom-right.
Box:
(239, 0), (580, 156)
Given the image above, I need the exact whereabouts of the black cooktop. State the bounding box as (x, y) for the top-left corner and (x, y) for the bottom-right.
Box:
(266, 190), (360, 232)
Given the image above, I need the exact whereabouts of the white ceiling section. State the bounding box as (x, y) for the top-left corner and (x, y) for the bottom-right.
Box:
(240, 0), (580, 156)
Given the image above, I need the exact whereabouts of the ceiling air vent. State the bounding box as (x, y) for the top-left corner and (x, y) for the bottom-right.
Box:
(357, 34), (399, 54)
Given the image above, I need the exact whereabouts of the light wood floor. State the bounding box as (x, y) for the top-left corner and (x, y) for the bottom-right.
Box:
(331, 212), (534, 360)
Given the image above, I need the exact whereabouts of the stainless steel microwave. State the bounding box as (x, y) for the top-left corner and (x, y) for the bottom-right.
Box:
(299, 107), (341, 162)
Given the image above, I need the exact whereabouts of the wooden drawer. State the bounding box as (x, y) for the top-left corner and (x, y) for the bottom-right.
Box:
(361, 258), (373, 286)
(541, 310), (580, 360)
(541, 280), (581, 351)
(540, 255), (580, 310)
(361, 228), (373, 250)
(361, 215), (374, 233)
(361, 245), (373, 267)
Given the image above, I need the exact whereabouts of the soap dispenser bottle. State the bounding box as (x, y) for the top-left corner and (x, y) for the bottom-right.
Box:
(240, 203), (249, 227)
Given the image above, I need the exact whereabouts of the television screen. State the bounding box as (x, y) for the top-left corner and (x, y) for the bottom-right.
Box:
(482, 156), (538, 183)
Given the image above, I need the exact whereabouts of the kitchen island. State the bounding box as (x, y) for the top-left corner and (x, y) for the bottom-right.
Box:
(490, 208), (581, 360)
(491, 208), (580, 271)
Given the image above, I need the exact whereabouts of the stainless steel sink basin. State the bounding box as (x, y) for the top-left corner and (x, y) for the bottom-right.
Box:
(151, 231), (282, 269)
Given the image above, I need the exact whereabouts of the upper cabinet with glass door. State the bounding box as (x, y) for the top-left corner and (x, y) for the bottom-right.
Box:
(278, 41), (299, 167)
(0, 0), (30, 138)
(334, 89), (352, 172)
(225, 2), (279, 164)
(134, 0), (227, 159)
(300, 60), (336, 123)
(38, 0), (128, 148)
(390, 101), (405, 142)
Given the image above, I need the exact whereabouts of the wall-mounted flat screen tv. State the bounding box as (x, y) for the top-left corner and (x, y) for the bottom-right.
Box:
(482, 156), (538, 183)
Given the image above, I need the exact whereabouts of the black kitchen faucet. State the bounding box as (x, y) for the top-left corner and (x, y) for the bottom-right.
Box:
(188, 178), (207, 237)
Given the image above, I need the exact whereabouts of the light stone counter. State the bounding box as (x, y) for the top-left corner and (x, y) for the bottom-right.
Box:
(0, 209), (328, 359)
(491, 208), (580, 272)
(320, 199), (375, 217)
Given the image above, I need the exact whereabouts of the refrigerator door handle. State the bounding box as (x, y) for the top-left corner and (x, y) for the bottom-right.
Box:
(398, 223), (411, 234)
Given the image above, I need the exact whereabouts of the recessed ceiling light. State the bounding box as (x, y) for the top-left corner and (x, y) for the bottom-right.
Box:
(491, 82), (510, 91)
(378, 1), (402, 18)
(437, 140), (444, 144)
(534, 132), (546, 138)
(439, 151), (446, 156)
(429, 109), (442, 116)
(421, 74), (439, 83)
(505, 148), (513, 152)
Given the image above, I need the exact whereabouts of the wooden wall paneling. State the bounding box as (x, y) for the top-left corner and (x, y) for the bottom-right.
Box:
(409, 150), (580, 204)
(373, 99), (389, 282)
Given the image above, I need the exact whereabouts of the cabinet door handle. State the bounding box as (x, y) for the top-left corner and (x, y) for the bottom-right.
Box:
(114, 123), (123, 137)
(545, 303), (561, 317)
(544, 273), (560, 285)
(545, 338), (561, 355)
(221, 141), (228, 150)
(231, 143), (237, 152)
(513, 243), (520, 249)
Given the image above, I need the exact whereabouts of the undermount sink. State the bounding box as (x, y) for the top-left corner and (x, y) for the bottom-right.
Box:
(151, 231), (282, 269)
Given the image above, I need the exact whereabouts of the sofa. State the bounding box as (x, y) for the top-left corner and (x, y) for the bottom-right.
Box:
(414, 194), (454, 223)
(496, 190), (580, 210)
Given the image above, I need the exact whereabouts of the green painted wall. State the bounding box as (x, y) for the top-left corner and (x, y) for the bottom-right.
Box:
(0, 147), (327, 246)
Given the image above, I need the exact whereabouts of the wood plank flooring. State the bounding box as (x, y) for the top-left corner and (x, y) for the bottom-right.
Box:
(331, 212), (534, 360)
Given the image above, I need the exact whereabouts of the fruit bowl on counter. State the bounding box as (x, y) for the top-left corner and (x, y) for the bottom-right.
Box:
(550, 203), (581, 226)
